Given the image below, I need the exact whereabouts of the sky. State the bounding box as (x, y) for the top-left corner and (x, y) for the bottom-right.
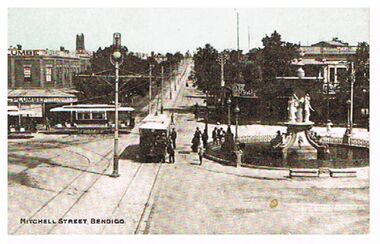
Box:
(8, 8), (369, 54)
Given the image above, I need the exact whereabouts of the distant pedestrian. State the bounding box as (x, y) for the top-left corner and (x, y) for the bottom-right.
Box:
(212, 127), (218, 145)
(198, 146), (204, 165)
(45, 117), (51, 130)
(194, 102), (199, 119)
(167, 141), (175, 164)
(170, 128), (177, 149)
(217, 127), (222, 144)
(195, 127), (202, 139)
(201, 129), (209, 148)
(171, 113), (175, 125)
(191, 133), (200, 152)
(326, 120), (333, 136)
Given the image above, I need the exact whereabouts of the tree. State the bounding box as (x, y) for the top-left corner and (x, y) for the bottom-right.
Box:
(193, 44), (220, 93)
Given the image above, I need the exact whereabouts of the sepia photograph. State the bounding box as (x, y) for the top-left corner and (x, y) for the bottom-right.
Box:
(4, 3), (375, 239)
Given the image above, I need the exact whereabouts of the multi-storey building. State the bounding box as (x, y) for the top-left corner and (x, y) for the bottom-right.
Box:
(7, 34), (92, 125)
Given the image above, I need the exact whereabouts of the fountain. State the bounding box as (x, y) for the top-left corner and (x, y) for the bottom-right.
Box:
(271, 93), (329, 161)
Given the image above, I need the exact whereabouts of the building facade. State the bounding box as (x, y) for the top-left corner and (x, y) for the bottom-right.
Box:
(7, 34), (92, 127)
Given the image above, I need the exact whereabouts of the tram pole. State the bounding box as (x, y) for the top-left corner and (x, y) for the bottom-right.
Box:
(149, 64), (153, 114)
(161, 65), (164, 114)
(110, 32), (123, 178)
(112, 61), (120, 177)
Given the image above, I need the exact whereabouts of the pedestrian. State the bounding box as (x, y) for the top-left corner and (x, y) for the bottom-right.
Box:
(195, 127), (202, 139)
(326, 119), (333, 136)
(171, 113), (175, 125)
(217, 127), (222, 145)
(167, 140), (175, 164)
(45, 117), (50, 130)
(170, 128), (177, 149)
(201, 129), (209, 148)
(212, 127), (218, 145)
(191, 133), (200, 152)
(220, 128), (226, 144)
(194, 102), (199, 119)
(198, 146), (204, 165)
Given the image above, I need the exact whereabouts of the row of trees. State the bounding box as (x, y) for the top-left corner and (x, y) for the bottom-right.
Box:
(73, 46), (184, 105)
(192, 31), (370, 125)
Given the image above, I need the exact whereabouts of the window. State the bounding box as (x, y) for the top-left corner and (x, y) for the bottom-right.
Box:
(23, 65), (32, 82)
(336, 68), (347, 83)
(92, 112), (106, 120)
(77, 112), (91, 120)
(329, 67), (335, 83)
(46, 65), (52, 82)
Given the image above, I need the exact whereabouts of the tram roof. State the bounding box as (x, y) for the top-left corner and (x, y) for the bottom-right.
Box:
(139, 113), (171, 130)
(50, 104), (135, 112)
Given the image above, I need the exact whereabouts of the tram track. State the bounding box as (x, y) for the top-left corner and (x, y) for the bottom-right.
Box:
(11, 142), (114, 234)
(10, 62), (190, 235)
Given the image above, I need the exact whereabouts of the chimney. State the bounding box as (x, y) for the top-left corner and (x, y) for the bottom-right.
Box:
(17, 44), (22, 50)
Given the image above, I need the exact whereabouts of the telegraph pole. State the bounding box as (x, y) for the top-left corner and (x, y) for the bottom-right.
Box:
(161, 65), (164, 114)
(149, 64), (153, 114)
(236, 10), (240, 59)
(350, 62), (355, 133)
(169, 64), (173, 99)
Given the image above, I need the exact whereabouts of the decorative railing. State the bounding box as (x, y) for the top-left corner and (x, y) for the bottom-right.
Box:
(238, 135), (276, 144)
(236, 135), (369, 149)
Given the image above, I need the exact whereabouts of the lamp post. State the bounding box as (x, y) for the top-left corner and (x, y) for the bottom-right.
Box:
(234, 104), (240, 141)
(217, 53), (229, 110)
(109, 33), (124, 178)
(227, 98), (232, 128)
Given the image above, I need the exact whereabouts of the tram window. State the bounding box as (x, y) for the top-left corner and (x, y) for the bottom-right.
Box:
(78, 112), (91, 120)
(92, 112), (106, 120)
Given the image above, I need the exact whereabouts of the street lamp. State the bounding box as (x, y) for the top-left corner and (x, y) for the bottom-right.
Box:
(109, 32), (124, 178)
(227, 98), (232, 127)
(343, 99), (351, 144)
(234, 104), (240, 141)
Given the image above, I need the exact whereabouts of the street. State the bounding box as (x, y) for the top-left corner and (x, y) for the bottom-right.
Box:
(8, 61), (369, 234)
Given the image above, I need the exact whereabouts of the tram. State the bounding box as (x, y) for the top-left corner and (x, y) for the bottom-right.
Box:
(139, 113), (172, 162)
(49, 104), (135, 134)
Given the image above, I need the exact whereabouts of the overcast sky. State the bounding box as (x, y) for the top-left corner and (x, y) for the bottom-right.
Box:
(8, 8), (369, 53)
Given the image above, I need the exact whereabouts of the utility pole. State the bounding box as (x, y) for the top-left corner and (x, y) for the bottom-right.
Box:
(161, 65), (164, 114)
(236, 10), (240, 60)
(350, 61), (355, 133)
(173, 64), (177, 91)
(169, 64), (173, 99)
(248, 26), (251, 51)
(110, 33), (123, 178)
(149, 64), (153, 114)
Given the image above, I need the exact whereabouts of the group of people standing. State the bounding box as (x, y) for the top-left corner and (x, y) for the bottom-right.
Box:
(211, 125), (227, 145)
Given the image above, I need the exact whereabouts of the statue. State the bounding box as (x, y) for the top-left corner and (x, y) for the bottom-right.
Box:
(287, 94), (298, 122)
(304, 93), (314, 122)
(296, 96), (304, 122)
